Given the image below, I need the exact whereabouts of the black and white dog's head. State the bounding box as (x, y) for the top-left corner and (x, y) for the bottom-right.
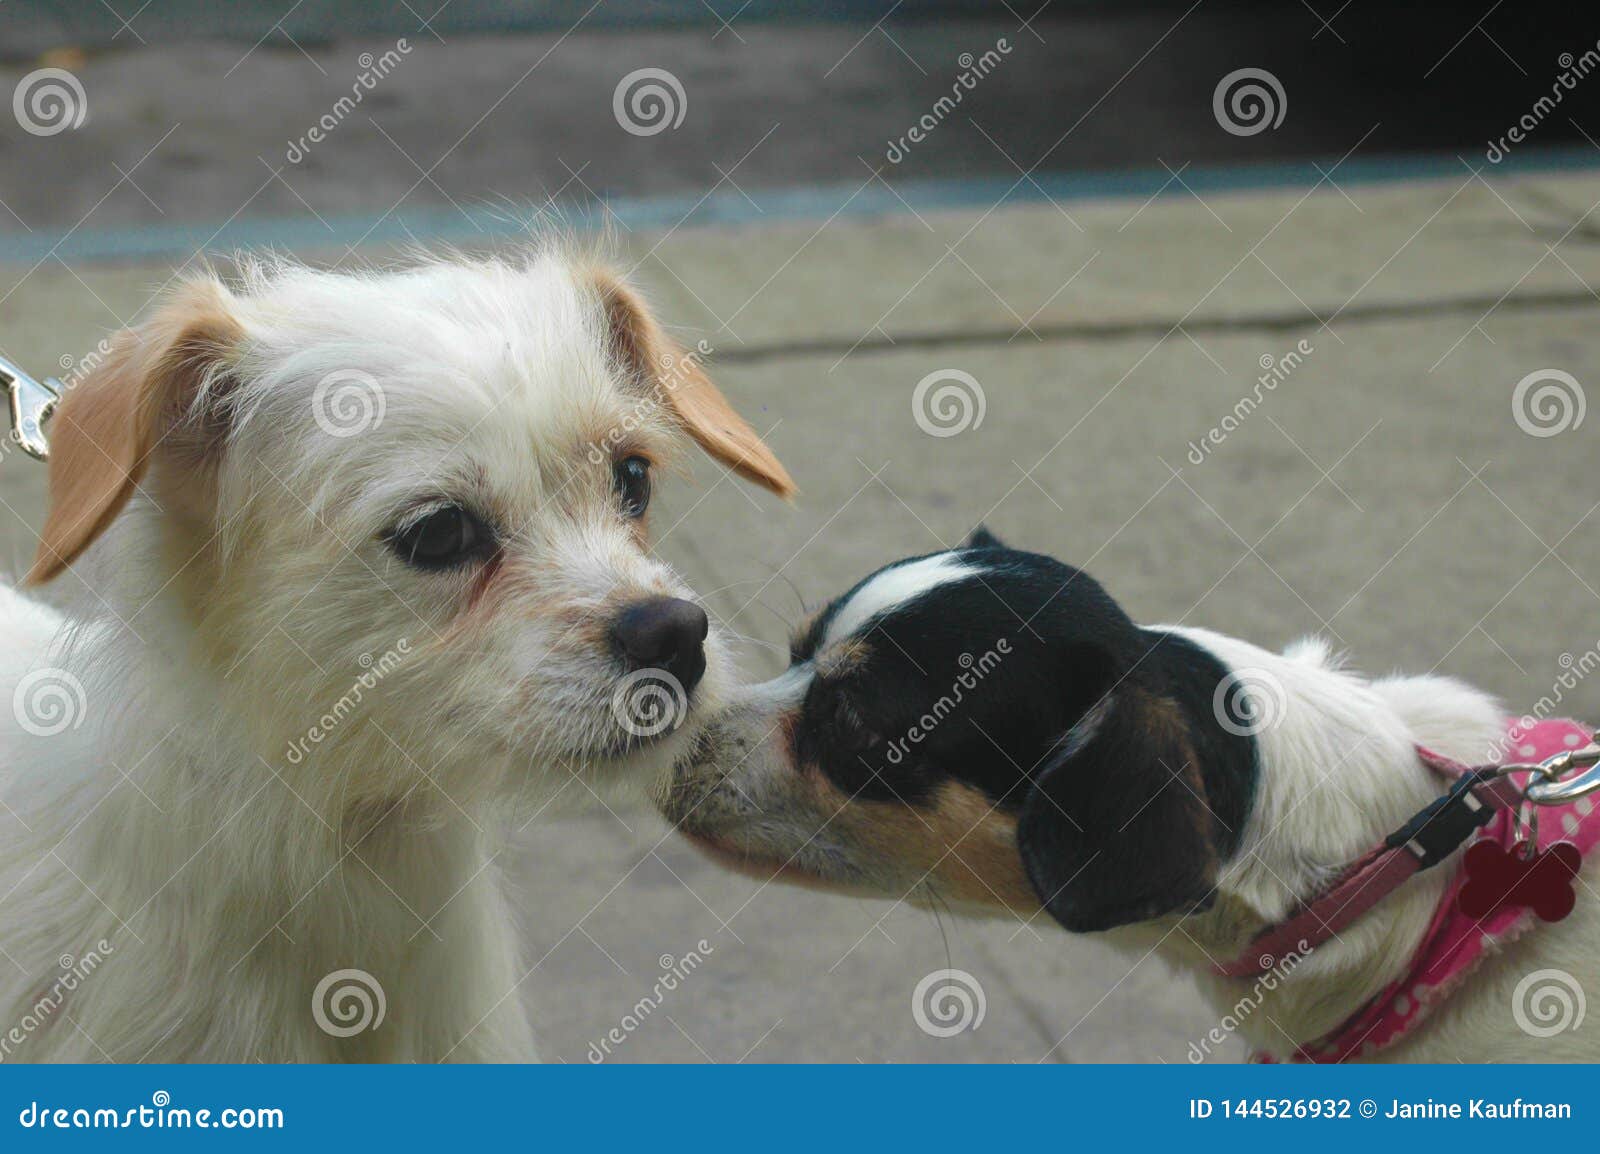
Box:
(661, 529), (1261, 932)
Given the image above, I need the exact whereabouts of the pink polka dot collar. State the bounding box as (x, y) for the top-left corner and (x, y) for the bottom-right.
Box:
(1248, 717), (1598, 1063)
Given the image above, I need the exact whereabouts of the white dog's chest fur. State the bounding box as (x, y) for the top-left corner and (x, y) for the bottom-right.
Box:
(0, 586), (534, 1062)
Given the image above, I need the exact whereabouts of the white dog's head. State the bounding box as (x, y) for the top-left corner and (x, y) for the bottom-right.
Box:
(26, 251), (793, 816)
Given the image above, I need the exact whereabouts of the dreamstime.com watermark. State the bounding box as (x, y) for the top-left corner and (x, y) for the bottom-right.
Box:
(1187, 939), (1313, 1062)
(611, 668), (690, 739)
(1486, 44), (1600, 163)
(1511, 368), (1585, 438)
(586, 339), (716, 465)
(1488, 640), (1600, 764)
(285, 39), (414, 163)
(1511, 968), (1585, 1038)
(885, 641), (1011, 765)
(11, 667), (87, 738)
(12, 67), (87, 136)
(284, 640), (412, 765)
(912, 968), (986, 1037)
(884, 38), (1013, 164)
(1213, 67), (1286, 136)
(613, 67), (687, 136)
(1, 337), (117, 463)
(912, 368), (986, 437)
(311, 968), (387, 1037)
(311, 368), (387, 438)
(1187, 338), (1314, 464)
(587, 941), (714, 1061)
(17, 1092), (282, 1131)
(1212, 667), (1289, 737)
(0, 941), (115, 1062)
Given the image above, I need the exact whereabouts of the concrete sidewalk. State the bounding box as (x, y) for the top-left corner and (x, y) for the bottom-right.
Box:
(6, 7), (1595, 242)
(2, 165), (1597, 1062)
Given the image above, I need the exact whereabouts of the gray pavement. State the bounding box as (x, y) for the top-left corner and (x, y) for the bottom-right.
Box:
(3, 4), (1597, 246)
(2, 161), (1597, 1061)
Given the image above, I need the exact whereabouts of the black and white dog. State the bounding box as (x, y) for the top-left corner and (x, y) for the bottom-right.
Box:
(661, 530), (1599, 1062)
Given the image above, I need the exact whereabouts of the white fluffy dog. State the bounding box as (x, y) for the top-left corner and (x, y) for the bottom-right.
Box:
(0, 251), (792, 1062)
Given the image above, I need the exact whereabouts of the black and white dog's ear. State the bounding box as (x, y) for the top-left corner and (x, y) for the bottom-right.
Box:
(1017, 687), (1223, 933)
(962, 524), (1006, 551)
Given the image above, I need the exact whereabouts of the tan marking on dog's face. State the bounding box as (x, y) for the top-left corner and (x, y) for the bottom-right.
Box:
(667, 706), (1040, 917)
(814, 637), (871, 679)
(830, 779), (1037, 911)
(1130, 688), (1219, 871)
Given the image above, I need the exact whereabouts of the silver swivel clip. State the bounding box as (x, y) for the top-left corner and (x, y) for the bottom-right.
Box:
(0, 353), (61, 462)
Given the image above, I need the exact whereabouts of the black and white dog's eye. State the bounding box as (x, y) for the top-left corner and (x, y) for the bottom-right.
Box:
(388, 505), (493, 570)
(613, 456), (652, 519)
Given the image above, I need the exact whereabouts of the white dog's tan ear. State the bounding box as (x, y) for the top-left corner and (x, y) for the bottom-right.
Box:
(590, 269), (795, 499)
(26, 279), (242, 585)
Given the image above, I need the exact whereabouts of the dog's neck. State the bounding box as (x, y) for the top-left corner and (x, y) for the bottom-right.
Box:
(11, 599), (534, 1061)
(1130, 627), (1507, 1060)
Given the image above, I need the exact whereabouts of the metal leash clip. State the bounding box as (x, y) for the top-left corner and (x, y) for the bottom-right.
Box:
(1512, 742), (1600, 807)
(0, 353), (61, 462)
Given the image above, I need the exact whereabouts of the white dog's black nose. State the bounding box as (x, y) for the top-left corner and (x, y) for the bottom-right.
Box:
(613, 597), (709, 694)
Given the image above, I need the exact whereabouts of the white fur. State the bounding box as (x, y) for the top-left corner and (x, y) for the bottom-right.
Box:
(1147, 626), (1598, 1061)
(0, 253), (724, 1062)
(823, 554), (978, 648)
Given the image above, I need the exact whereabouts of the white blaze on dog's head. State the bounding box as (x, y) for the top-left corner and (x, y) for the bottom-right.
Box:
(820, 552), (980, 651)
(26, 251), (793, 814)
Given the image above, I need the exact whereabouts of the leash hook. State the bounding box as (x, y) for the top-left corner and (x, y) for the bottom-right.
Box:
(1521, 743), (1600, 807)
(0, 353), (61, 462)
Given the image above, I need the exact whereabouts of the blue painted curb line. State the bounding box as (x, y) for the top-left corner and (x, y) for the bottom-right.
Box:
(2, 145), (1594, 265)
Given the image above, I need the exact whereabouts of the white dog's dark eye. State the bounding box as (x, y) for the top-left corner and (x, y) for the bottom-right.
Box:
(613, 456), (652, 519)
(388, 505), (493, 570)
